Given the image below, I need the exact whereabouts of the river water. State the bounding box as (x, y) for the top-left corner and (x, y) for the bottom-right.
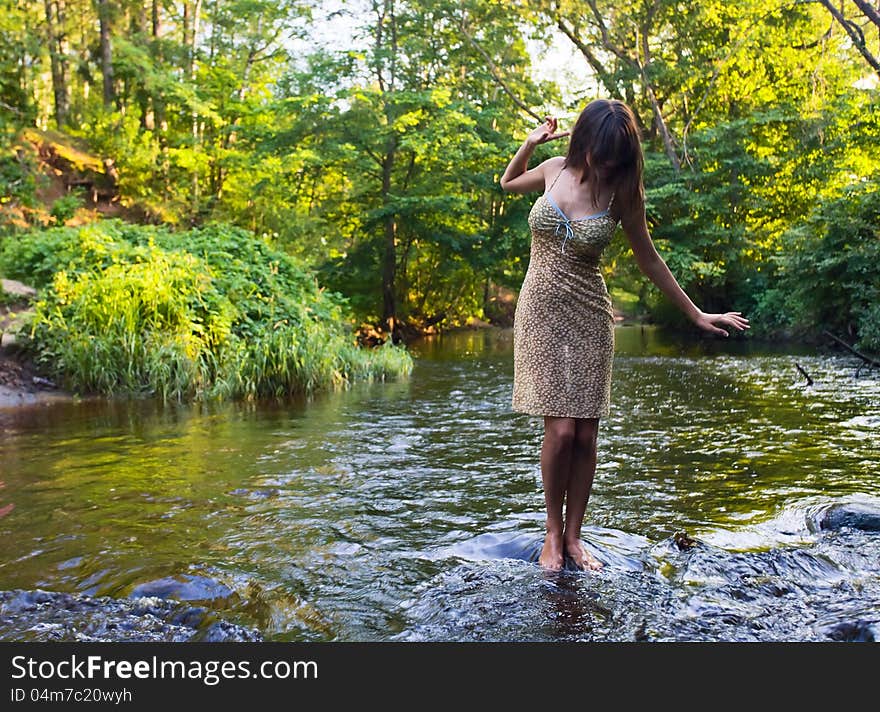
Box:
(1, 326), (879, 641)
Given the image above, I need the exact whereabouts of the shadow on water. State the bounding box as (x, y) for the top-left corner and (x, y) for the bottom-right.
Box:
(1, 326), (879, 641)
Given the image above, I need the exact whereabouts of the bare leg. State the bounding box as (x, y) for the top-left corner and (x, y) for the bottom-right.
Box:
(539, 416), (576, 571)
(563, 418), (604, 571)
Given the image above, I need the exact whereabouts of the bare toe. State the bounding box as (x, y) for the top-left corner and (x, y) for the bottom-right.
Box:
(564, 540), (604, 571)
(539, 553), (563, 571)
(584, 550), (604, 571)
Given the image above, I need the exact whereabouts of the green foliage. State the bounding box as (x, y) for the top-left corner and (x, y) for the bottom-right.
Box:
(856, 304), (880, 353)
(69, 109), (172, 217)
(772, 180), (880, 351)
(0, 221), (143, 287)
(0, 221), (413, 400)
(1, 0), (877, 348)
(0, 145), (39, 210)
(50, 194), (83, 225)
(258, 0), (555, 327)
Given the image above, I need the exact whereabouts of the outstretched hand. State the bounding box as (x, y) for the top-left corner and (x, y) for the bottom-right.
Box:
(694, 311), (750, 337)
(527, 116), (570, 146)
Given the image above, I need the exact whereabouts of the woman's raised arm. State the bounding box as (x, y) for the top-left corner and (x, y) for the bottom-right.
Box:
(500, 116), (569, 194)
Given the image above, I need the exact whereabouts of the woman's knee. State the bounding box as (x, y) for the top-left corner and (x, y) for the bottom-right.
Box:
(543, 417), (577, 451)
(574, 418), (599, 452)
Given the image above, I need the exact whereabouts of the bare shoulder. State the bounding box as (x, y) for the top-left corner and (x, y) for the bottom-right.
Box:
(500, 154), (565, 194)
(545, 155), (566, 173)
(537, 155), (566, 184)
(532, 154), (566, 182)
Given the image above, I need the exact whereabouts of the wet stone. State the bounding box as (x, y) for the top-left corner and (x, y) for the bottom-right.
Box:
(824, 620), (876, 642)
(129, 574), (236, 603)
(0, 589), (260, 642)
(816, 503), (880, 533)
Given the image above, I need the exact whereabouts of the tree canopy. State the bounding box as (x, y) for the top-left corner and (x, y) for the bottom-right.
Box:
(1, 0), (878, 350)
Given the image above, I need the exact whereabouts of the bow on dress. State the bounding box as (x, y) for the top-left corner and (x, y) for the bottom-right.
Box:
(554, 220), (575, 254)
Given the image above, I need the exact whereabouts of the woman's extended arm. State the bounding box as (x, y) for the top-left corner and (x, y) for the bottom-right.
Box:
(621, 201), (750, 337)
(500, 116), (569, 194)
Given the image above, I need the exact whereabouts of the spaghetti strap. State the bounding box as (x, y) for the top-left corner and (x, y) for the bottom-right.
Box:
(546, 163), (565, 193)
(548, 164), (614, 211)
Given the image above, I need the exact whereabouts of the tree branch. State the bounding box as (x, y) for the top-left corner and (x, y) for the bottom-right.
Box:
(457, 19), (543, 122)
(555, 15), (622, 98)
(823, 330), (880, 367)
(815, 0), (880, 77)
(850, 0), (880, 30)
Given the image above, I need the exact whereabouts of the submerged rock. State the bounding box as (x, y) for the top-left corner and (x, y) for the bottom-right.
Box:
(0, 589), (260, 642)
(823, 620), (876, 642)
(129, 574), (236, 603)
(444, 532), (542, 563)
(441, 527), (647, 573)
(815, 502), (880, 533)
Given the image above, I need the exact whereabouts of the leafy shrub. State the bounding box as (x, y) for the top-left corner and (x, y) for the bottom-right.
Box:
(0, 151), (39, 210)
(0, 220), (413, 400)
(50, 194), (84, 225)
(774, 180), (880, 352)
(853, 302), (880, 353)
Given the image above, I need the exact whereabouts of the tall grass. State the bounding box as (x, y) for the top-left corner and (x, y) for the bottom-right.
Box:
(0, 220), (413, 400)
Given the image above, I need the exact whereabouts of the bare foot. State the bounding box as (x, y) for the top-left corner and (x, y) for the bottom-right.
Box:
(539, 531), (564, 571)
(564, 539), (604, 571)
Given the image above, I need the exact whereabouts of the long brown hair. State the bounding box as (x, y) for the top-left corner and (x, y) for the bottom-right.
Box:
(564, 99), (645, 212)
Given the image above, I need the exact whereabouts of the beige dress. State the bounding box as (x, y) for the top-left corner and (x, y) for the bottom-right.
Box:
(512, 165), (619, 419)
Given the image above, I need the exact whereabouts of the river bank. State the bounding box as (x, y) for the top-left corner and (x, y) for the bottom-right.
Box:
(1, 306), (872, 409)
(0, 307), (642, 409)
(0, 349), (73, 408)
(0, 280), (74, 408)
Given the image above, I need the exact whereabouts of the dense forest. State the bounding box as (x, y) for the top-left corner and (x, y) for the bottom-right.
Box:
(1, 0), (879, 390)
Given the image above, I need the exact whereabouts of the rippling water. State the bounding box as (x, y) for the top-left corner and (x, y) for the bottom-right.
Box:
(1, 326), (878, 641)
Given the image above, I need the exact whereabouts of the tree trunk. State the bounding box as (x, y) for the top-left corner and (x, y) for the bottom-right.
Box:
(44, 0), (70, 127)
(184, 0), (203, 213)
(20, 10), (36, 124)
(643, 82), (680, 170)
(374, 0), (400, 335)
(638, 3), (680, 171)
(151, 0), (170, 196)
(131, 3), (152, 130)
(96, 0), (115, 107)
(381, 136), (398, 333)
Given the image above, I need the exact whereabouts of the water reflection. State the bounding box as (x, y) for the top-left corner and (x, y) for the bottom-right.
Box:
(1, 326), (879, 641)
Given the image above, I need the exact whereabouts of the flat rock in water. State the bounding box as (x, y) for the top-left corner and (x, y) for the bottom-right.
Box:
(441, 528), (644, 572)
(129, 574), (235, 602)
(446, 532), (543, 563)
(817, 502), (880, 532)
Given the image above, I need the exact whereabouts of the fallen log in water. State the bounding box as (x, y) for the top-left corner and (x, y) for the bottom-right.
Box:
(823, 330), (880, 368)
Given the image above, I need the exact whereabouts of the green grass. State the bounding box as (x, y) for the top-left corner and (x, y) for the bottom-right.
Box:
(0, 220), (413, 400)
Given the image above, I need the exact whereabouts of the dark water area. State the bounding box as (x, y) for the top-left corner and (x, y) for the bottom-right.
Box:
(1, 326), (878, 641)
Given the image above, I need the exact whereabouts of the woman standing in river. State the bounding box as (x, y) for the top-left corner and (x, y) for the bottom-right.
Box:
(500, 99), (749, 571)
